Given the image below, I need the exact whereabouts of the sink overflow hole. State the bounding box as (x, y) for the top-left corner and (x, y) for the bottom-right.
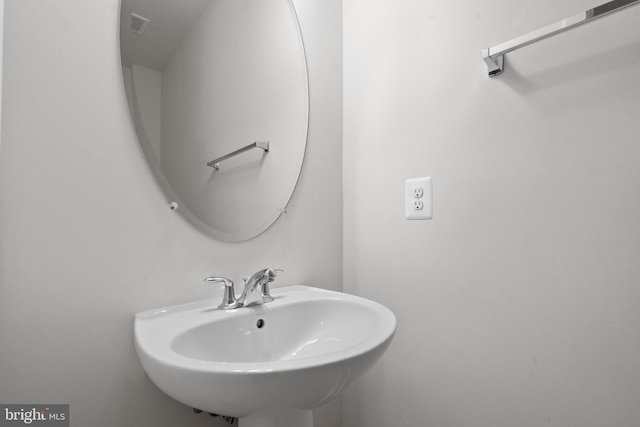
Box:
(256, 319), (265, 329)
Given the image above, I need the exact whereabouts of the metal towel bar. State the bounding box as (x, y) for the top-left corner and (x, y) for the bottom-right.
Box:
(483, 0), (640, 77)
(207, 141), (270, 170)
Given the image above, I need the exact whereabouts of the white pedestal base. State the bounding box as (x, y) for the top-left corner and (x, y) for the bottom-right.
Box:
(238, 410), (313, 427)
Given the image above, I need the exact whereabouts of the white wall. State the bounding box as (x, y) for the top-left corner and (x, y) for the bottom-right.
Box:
(0, 0), (342, 426)
(344, 0), (640, 426)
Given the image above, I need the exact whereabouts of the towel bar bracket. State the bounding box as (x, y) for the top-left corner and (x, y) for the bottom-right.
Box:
(482, 49), (504, 76)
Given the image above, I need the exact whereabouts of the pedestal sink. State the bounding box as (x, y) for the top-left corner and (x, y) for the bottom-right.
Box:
(134, 285), (396, 427)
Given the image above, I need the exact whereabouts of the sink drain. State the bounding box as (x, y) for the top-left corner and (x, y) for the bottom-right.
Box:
(256, 319), (265, 329)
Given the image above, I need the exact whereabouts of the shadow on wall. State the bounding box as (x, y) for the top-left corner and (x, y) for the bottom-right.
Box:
(495, 41), (640, 95)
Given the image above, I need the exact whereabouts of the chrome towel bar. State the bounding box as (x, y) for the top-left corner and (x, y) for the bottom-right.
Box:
(483, 0), (640, 77)
(207, 141), (270, 170)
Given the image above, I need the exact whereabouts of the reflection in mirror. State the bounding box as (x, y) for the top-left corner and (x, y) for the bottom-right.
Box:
(119, 0), (309, 242)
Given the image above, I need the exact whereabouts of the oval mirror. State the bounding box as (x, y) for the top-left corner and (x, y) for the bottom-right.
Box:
(119, 0), (309, 242)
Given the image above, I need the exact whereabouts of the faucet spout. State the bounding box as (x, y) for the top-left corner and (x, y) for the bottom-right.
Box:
(237, 268), (280, 307)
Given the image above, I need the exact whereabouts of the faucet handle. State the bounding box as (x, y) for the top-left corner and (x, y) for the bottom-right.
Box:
(265, 268), (283, 282)
(204, 276), (240, 310)
(261, 268), (283, 302)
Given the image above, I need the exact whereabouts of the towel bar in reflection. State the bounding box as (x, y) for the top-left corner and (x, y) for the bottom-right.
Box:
(207, 141), (270, 170)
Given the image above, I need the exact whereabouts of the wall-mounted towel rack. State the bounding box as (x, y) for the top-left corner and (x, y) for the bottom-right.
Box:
(482, 0), (640, 77)
(207, 141), (270, 170)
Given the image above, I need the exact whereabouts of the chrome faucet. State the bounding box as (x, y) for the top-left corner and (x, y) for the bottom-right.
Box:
(237, 268), (282, 307)
(204, 268), (282, 310)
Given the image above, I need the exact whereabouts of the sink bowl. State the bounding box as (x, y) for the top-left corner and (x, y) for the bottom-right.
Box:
(134, 285), (396, 426)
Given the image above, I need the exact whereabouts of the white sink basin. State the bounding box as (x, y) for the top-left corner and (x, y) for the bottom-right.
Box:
(134, 285), (396, 426)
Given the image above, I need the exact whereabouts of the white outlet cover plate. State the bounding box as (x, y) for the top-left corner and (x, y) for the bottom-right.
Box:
(405, 177), (433, 220)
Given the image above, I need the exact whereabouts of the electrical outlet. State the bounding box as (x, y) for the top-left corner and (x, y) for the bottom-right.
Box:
(405, 177), (433, 220)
